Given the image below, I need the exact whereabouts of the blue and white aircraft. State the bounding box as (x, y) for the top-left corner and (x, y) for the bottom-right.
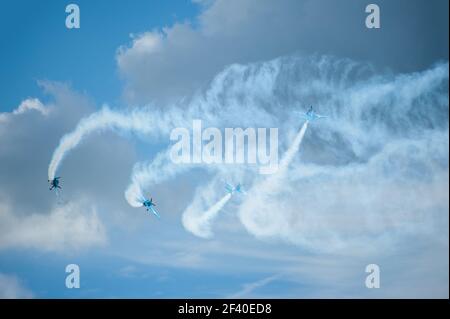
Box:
(300, 106), (327, 121)
(48, 177), (61, 191)
(142, 197), (160, 218)
(225, 183), (245, 195)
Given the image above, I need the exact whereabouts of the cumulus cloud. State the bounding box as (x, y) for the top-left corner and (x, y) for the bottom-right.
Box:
(116, 0), (449, 104)
(0, 199), (106, 252)
(0, 82), (140, 253)
(0, 98), (48, 123)
(0, 273), (34, 299)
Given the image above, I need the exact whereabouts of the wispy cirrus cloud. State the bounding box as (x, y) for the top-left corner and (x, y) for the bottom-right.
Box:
(228, 274), (281, 298)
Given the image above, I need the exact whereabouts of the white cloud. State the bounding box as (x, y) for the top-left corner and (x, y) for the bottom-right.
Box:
(116, 0), (449, 104)
(13, 98), (48, 116)
(117, 32), (163, 62)
(116, 0), (295, 103)
(40, 37), (449, 296)
(0, 273), (34, 299)
(0, 98), (48, 123)
(0, 83), (119, 253)
(0, 198), (107, 252)
(4, 77), (184, 261)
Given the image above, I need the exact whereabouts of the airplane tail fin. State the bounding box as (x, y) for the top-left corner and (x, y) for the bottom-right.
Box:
(236, 185), (246, 194)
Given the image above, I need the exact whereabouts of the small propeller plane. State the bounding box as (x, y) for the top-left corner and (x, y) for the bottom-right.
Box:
(48, 177), (61, 191)
(142, 197), (160, 218)
(225, 183), (245, 195)
(299, 106), (327, 121)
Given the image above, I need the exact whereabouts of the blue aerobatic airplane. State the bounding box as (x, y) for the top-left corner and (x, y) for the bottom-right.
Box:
(48, 177), (61, 191)
(142, 197), (160, 218)
(225, 183), (245, 195)
(300, 106), (327, 121)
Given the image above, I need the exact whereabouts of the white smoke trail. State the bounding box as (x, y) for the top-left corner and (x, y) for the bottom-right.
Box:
(47, 106), (188, 180)
(182, 193), (232, 238)
(181, 122), (309, 239)
(125, 182), (145, 208)
(124, 150), (197, 207)
(47, 55), (448, 250)
(123, 59), (448, 213)
(279, 121), (309, 173)
(255, 121), (309, 192)
(237, 121), (309, 238)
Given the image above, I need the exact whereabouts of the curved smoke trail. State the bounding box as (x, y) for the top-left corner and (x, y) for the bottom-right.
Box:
(48, 107), (152, 180)
(124, 150), (199, 207)
(47, 105), (192, 181)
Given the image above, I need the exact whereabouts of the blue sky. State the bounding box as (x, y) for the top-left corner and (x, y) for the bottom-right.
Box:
(0, 0), (198, 110)
(0, 0), (448, 298)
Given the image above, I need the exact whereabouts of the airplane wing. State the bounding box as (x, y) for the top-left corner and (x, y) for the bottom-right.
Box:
(235, 185), (246, 194)
(225, 183), (234, 193)
(294, 111), (308, 119)
(149, 206), (160, 219)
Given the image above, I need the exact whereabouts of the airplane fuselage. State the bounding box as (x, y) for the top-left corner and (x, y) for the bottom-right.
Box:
(225, 183), (244, 195)
(143, 200), (154, 209)
(142, 198), (160, 218)
(49, 177), (61, 190)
